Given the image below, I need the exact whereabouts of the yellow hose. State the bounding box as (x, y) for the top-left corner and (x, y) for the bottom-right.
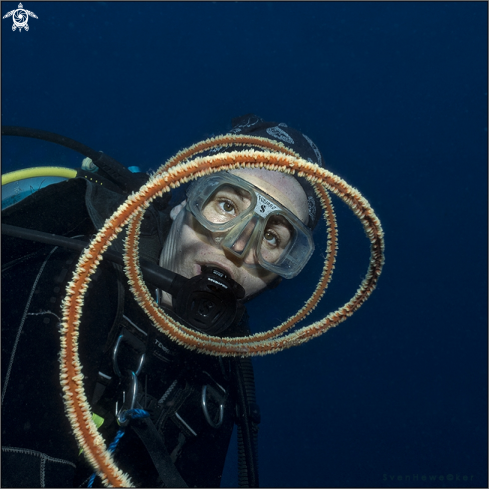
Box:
(2, 167), (77, 186)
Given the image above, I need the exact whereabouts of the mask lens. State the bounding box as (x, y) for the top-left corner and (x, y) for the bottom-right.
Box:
(259, 214), (295, 264)
(187, 173), (314, 279)
(201, 184), (253, 225)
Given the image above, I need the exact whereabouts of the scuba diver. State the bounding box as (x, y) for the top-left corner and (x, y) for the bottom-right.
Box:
(1, 114), (326, 488)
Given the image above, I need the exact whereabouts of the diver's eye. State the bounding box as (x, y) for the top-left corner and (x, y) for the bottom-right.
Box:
(263, 229), (279, 247)
(218, 200), (236, 214)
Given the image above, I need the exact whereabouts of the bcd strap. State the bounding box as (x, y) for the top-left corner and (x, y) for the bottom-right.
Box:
(90, 313), (260, 487)
(234, 356), (260, 488)
(131, 413), (188, 487)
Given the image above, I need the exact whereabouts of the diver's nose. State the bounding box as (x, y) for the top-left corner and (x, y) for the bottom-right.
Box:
(223, 216), (262, 265)
(222, 245), (259, 267)
(242, 248), (260, 266)
(230, 219), (255, 255)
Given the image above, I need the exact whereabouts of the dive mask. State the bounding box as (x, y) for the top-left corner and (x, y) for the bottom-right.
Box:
(186, 172), (314, 279)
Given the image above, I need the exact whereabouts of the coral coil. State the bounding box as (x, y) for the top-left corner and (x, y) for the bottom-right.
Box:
(59, 135), (384, 486)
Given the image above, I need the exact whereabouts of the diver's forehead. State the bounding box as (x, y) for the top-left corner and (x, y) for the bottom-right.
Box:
(229, 168), (309, 223)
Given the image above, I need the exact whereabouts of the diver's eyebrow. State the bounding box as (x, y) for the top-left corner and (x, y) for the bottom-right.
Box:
(234, 187), (250, 201)
(221, 185), (251, 202)
(267, 214), (294, 232)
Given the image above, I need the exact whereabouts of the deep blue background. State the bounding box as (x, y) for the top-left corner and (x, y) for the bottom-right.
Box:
(2, 2), (487, 487)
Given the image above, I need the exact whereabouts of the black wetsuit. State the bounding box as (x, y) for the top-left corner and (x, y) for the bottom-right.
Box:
(1, 177), (258, 487)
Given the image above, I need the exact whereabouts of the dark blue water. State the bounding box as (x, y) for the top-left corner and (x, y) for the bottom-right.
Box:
(2, 2), (487, 487)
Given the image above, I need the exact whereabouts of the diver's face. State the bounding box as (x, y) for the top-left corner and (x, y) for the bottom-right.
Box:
(159, 169), (309, 305)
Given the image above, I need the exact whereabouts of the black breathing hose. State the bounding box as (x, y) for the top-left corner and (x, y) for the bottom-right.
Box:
(1, 223), (185, 295)
(1, 126), (147, 193)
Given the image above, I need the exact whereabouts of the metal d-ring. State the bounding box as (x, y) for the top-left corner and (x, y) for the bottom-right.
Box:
(201, 384), (224, 429)
(115, 371), (139, 427)
(112, 333), (146, 426)
(112, 333), (145, 378)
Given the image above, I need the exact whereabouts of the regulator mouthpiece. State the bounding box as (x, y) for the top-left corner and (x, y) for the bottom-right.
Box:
(172, 266), (245, 336)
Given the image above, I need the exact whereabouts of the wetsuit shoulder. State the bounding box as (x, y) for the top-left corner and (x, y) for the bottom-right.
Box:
(2, 178), (94, 264)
